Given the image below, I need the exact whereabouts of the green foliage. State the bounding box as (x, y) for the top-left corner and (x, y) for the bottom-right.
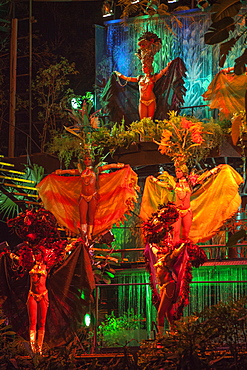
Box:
(48, 113), (224, 168)
(0, 163), (44, 220)
(0, 313), (30, 368)
(31, 57), (79, 151)
(138, 297), (247, 369)
(204, 0), (247, 70)
(92, 120), (137, 157)
(98, 309), (144, 347)
(47, 119), (138, 167)
(1, 298), (247, 368)
(47, 131), (82, 168)
(129, 117), (165, 141)
(116, 0), (189, 28)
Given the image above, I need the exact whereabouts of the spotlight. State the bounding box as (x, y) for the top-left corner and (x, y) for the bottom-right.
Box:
(84, 313), (91, 327)
(102, 0), (114, 17)
(167, 0), (179, 3)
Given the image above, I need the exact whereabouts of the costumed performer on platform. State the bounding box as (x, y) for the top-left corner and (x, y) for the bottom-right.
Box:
(150, 164), (194, 245)
(9, 248), (50, 355)
(140, 112), (244, 244)
(37, 152), (139, 243)
(53, 153), (125, 243)
(143, 203), (207, 336)
(114, 61), (172, 120)
(140, 163), (243, 245)
(0, 208), (95, 355)
(101, 32), (187, 125)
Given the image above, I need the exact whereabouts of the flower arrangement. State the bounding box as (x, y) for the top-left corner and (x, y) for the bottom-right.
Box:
(154, 111), (222, 167)
(47, 111), (223, 168)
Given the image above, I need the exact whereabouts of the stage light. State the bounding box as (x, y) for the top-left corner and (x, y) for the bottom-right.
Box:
(84, 313), (91, 327)
(102, 0), (114, 17)
(167, 0), (179, 3)
(196, 0), (210, 10)
(131, 0), (140, 3)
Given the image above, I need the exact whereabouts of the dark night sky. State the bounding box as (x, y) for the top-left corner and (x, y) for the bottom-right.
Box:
(28, 0), (198, 91)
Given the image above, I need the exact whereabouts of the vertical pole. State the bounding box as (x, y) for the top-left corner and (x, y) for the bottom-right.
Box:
(92, 285), (99, 353)
(8, 18), (18, 158)
(28, 0), (33, 155)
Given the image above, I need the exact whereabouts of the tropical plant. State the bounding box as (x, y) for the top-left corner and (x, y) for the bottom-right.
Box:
(204, 0), (247, 72)
(138, 297), (247, 369)
(47, 119), (138, 168)
(154, 111), (223, 167)
(98, 309), (144, 347)
(117, 0), (190, 24)
(30, 57), (79, 152)
(47, 112), (223, 168)
(47, 130), (82, 169)
(0, 163), (44, 220)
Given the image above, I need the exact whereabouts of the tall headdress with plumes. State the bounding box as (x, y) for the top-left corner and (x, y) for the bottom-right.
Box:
(136, 32), (162, 71)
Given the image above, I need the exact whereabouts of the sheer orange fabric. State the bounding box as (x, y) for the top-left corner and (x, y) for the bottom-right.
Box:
(37, 165), (139, 236)
(202, 71), (247, 120)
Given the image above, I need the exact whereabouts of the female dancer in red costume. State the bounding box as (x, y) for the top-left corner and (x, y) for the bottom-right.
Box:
(10, 248), (49, 354)
(1, 208), (93, 356)
(143, 203), (207, 337)
(150, 241), (186, 335)
(27, 250), (48, 354)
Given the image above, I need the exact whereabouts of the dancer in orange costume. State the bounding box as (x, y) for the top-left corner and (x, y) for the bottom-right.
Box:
(53, 156), (125, 242)
(202, 66), (247, 121)
(38, 158), (139, 241)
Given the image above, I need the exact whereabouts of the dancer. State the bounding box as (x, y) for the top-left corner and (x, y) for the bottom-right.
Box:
(143, 203), (207, 336)
(101, 32), (186, 125)
(140, 164), (243, 244)
(202, 66), (247, 121)
(0, 208), (95, 354)
(151, 241), (186, 335)
(10, 248), (49, 354)
(37, 158), (139, 240)
(151, 164), (192, 245)
(114, 62), (171, 120)
(54, 155), (125, 242)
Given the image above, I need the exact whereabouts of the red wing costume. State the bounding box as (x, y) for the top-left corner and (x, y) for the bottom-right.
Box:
(0, 242), (95, 347)
(36, 165), (139, 237)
